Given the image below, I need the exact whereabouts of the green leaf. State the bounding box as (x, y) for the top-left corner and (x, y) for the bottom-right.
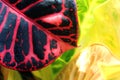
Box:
(7, 70), (22, 80)
(32, 65), (54, 80)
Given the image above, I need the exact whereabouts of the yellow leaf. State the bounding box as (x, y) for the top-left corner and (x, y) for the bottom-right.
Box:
(99, 63), (120, 80)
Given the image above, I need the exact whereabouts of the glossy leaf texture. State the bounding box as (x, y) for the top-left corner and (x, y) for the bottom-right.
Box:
(0, 0), (79, 71)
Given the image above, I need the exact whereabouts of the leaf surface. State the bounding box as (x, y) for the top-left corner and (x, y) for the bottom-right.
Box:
(0, 0), (78, 71)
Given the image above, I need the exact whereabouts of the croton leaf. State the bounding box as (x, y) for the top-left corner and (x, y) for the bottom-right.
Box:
(0, 0), (79, 71)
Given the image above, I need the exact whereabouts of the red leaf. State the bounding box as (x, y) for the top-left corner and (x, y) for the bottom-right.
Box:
(0, 0), (79, 71)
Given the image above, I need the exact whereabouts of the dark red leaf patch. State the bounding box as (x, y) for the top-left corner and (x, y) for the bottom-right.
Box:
(0, 0), (79, 71)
